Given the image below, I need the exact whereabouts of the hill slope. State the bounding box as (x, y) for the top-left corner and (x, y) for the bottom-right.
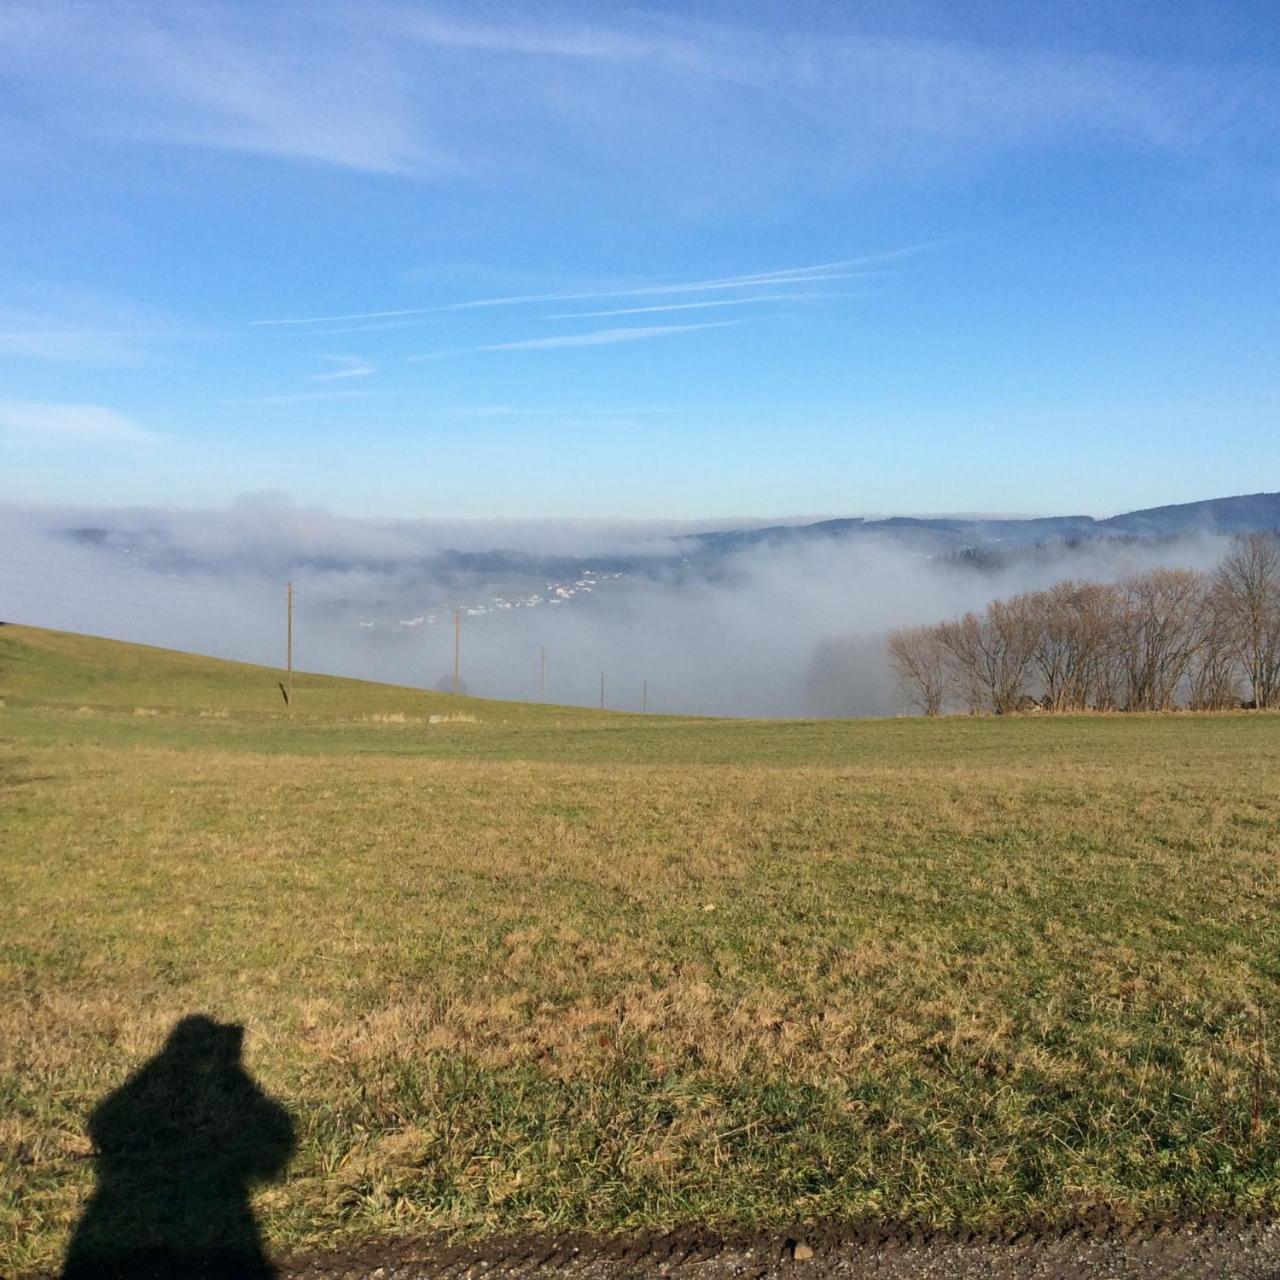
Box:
(5, 623), (1277, 772)
(0, 623), (586, 723)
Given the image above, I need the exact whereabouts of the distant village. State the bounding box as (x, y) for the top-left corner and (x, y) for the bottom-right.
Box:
(351, 569), (627, 630)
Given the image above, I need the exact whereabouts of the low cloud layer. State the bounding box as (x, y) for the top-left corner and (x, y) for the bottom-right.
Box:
(0, 496), (1238, 717)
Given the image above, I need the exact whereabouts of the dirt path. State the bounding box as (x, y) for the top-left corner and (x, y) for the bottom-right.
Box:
(276, 1222), (1280, 1280)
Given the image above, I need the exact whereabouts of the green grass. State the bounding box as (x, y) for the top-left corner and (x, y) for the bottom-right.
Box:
(4, 622), (1273, 766)
(2, 624), (1279, 1273)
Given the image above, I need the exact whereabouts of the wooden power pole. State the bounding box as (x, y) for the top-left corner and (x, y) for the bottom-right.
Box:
(286, 581), (294, 715)
(452, 608), (461, 695)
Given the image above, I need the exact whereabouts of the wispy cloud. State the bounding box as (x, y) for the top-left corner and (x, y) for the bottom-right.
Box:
(409, 320), (742, 361)
(0, 401), (160, 443)
(312, 355), (375, 381)
(251, 250), (920, 328)
(281, 319), (436, 338)
(1, 3), (429, 175)
(254, 307), (437, 329)
(482, 320), (742, 351)
(3, 4), (1267, 190)
(449, 404), (683, 418)
(223, 389), (398, 406)
(417, 257), (899, 313)
(0, 327), (144, 362)
(542, 292), (858, 320)
(399, 13), (655, 63)
(0, 291), (197, 364)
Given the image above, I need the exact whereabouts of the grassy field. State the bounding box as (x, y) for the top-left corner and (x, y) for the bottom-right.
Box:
(2, 623), (1279, 1273)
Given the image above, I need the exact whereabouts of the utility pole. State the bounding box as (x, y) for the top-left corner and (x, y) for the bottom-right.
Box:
(642, 678), (647, 714)
(539, 647), (546, 703)
(286, 581), (294, 715)
(599, 669), (606, 711)
(452, 608), (461, 696)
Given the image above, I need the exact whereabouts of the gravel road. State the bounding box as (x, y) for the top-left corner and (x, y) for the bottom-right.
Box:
(271, 1222), (1280, 1280)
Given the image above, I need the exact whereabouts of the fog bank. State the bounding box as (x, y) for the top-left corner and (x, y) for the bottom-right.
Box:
(0, 498), (1237, 717)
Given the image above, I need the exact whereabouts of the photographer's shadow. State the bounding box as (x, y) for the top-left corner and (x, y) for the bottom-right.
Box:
(62, 1015), (295, 1279)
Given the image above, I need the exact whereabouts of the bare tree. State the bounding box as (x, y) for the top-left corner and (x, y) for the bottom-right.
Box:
(982, 595), (1040, 714)
(1213, 532), (1280, 709)
(1026, 586), (1069, 711)
(887, 625), (949, 715)
(934, 601), (1037, 715)
(1186, 577), (1241, 709)
(1075, 581), (1125, 710)
(1026, 580), (1122, 711)
(1188, 595), (1241, 709)
(887, 538), (1280, 719)
(1116, 568), (1207, 711)
(936, 614), (990, 714)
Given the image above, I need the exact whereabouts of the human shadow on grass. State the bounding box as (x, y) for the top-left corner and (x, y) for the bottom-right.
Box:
(62, 1015), (295, 1279)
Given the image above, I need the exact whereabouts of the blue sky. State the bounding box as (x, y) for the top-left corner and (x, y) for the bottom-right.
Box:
(1, 0), (1277, 519)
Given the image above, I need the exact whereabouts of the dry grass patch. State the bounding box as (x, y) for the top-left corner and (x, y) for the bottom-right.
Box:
(2, 700), (1280, 1272)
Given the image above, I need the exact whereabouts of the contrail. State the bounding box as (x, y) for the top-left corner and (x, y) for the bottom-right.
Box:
(249, 244), (934, 327)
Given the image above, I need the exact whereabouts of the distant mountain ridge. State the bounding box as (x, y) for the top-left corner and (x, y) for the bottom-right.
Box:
(685, 490), (1280, 556)
(57, 490), (1280, 580)
(1097, 491), (1280, 537)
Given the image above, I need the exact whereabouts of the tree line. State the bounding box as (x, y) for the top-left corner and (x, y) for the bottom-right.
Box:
(887, 533), (1280, 716)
